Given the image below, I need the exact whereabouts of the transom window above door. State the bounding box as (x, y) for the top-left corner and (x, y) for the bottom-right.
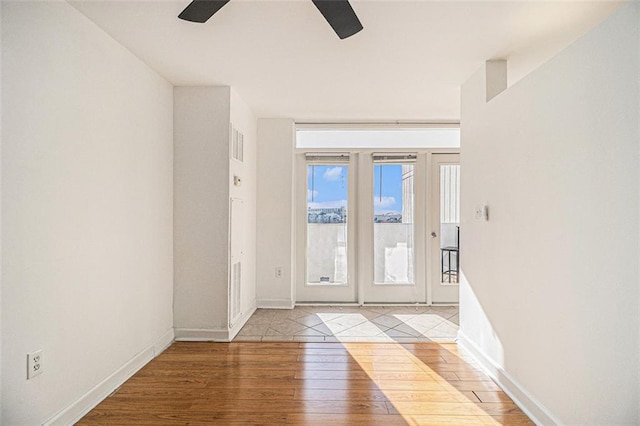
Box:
(296, 127), (460, 149)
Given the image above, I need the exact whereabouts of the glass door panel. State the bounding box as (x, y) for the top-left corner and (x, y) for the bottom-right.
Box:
(373, 164), (415, 284)
(439, 164), (460, 284)
(363, 155), (426, 304)
(306, 164), (348, 285)
(296, 156), (357, 303)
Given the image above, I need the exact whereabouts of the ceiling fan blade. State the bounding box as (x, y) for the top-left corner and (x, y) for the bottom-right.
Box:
(311, 0), (363, 39)
(178, 0), (231, 23)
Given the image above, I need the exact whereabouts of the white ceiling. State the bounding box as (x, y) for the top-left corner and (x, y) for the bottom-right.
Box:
(69, 0), (621, 121)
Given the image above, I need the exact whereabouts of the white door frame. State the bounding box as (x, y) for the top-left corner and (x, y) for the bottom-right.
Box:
(428, 153), (461, 304)
(295, 154), (358, 303)
(359, 153), (427, 303)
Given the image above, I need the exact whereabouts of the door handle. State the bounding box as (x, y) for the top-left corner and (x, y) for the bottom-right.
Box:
(431, 232), (437, 238)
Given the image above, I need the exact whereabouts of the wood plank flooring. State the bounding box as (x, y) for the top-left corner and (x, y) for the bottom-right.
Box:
(78, 342), (533, 425)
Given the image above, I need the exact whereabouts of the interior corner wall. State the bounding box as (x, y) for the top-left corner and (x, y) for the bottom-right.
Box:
(1, 1), (174, 424)
(174, 86), (231, 335)
(229, 89), (258, 320)
(256, 119), (296, 308)
(459, 3), (639, 424)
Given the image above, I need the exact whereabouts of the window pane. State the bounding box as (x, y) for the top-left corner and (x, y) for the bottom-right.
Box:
(307, 165), (348, 285)
(440, 164), (460, 283)
(373, 164), (414, 284)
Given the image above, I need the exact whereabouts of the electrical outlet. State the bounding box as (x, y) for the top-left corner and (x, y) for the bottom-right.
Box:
(275, 267), (282, 278)
(27, 350), (43, 379)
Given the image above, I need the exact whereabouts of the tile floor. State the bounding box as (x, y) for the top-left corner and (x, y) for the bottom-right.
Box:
(235, 305), (459, 343)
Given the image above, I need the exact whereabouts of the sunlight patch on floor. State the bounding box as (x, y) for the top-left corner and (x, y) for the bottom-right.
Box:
(318, 315), (500, 425)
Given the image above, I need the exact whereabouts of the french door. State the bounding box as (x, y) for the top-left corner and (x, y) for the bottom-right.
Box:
(429, 153), (461, 304)
(359, 154), (427, 303)
(295, 154), (357, 303)
(295, 151), (458, 304)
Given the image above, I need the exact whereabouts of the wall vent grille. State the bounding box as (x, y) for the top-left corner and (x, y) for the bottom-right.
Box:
(229, 261), (242, 327)
(231, 125), (244, 162)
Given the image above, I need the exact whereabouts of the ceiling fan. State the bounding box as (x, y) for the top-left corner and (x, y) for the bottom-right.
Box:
(178, 0), (363, 40)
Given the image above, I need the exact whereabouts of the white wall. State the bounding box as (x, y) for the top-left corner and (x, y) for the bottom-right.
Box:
(1, 1), (174, 424)
(174, 87), (258, 339)
(230, 89), (258, 327)
(256, 119), (296, 308)
(174, 87), (230, 334)
(459, 3), (639, 424)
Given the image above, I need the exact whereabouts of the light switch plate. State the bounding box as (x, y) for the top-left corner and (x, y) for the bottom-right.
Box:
(475, 204), (489, 221)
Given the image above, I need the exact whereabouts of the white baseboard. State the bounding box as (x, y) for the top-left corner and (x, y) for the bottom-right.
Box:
(44, 327), (174, 426)
(175, 301), (258, 342)
(457, 331), (560, 426)
(153, 327), (175, 356)
(256, 298), (294, 309)
(297, 302), (360, 307)
(229, 302), (257, 341)
(174, 327), (229, 341)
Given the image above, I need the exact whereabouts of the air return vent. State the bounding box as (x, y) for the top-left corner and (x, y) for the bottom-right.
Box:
(229, 197), (244, 328)
(231, 125), (244, 162)
(229, 261), (242, 326)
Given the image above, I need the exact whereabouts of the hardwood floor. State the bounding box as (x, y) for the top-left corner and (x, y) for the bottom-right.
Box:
(78, 342), (533, 425)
